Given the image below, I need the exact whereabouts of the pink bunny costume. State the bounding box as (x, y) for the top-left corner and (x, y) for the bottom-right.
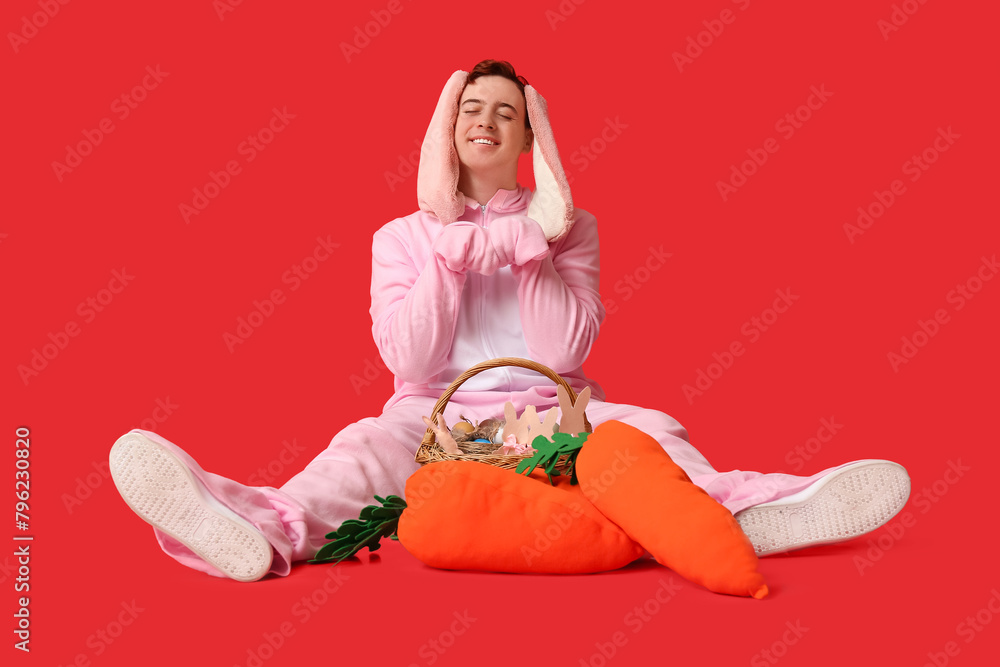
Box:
(109, 69), (910, 581)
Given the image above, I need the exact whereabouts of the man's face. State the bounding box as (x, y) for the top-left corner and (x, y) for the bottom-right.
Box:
(454, 75), (533, 175)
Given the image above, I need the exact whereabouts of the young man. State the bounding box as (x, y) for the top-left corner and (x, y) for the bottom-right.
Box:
(110, 60), (911, 581)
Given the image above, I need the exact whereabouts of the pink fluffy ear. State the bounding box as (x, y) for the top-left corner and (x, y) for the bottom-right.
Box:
(416, 73), (576, 238)
(416, 70), (467, 224)
(524, 86), (575, 242)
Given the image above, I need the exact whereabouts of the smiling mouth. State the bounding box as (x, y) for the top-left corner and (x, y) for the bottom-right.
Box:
(471, 138), (499, 145)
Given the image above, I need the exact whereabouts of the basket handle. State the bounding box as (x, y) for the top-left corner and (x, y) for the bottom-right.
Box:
(420, 357), (592, 448)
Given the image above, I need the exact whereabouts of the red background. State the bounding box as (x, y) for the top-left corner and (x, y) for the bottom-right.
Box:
(4, 1), (998, 665)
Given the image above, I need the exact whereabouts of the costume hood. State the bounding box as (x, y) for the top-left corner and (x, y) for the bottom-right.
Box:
(416, 69), (575, 241)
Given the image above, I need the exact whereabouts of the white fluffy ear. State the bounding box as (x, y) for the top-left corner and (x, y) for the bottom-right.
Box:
(524, 86), (574, 242)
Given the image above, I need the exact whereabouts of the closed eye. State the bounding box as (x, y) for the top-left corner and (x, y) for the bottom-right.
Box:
(464, 110), (513, 120)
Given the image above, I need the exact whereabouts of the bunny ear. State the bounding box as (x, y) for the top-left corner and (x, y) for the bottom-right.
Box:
(524, 86), (574, 242)
(502, 401), (519, 442)
(537, 407), (559, 440)
(577, 386), (593, 434)
(516, 405), (537, 444)
(521, 405), (542, 432)
(556, 385), (572, 412)
(416, 70), (468, 224)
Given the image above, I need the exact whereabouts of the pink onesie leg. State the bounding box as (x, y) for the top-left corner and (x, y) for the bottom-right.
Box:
(272, 395), (441, 566)
(127, 394), (500, 578)
(573, 399), (910, 556)
(580, 399), (867, 514)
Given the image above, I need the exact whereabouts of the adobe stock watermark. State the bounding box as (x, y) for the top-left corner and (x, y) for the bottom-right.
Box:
(854, 458), (969, 576)
(406, 610), (477, 667)
(56, 600), (145, 666)
(783, 417), (844, 473)
(405, 460), (460, 512)
(672, 0), (753, 73)
(62, 397), (180, 514)
(520, 498), (590, 567)
(339, 0), (413, 63)
(544, 0), (589, 30)
(8, 0), (71, 54)
(234, 568), (350, 667)
(179, 106), (296, 224)
(384, 136), (426, 193)
(681, 288), (800, 404)
(384, 120), (452, 193)
(921, 588), (1000, 667)
(564, 117), (628, 183)
(601, 246), (673, 316)
(52, 65), (169, 182)
(578, 577), (683, 667)
(716, 85), (833, 202)
(18, 268), (135, 386)
(213, 0), (247, 20)
(844, 126), (959, 243)
(223, 235), (339, 353)
(246, 439), (307, 486)
(887, 254), (996, 372)
(522, 446), (639, 567)
(376, 296), (455, 372)
(749, 619), (809, 667)
(349, 355), (390, 395)
(878, 0), (932, 41)
(0, 555), (19, 585)
(289, 567), (349, 624)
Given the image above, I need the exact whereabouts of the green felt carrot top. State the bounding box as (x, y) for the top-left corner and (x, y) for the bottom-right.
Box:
(515, 431), (589, 485)
(308, 494), (406, 565)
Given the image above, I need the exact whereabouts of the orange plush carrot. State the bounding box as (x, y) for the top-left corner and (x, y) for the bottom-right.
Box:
(397, 460), (643, 574)
(575, 420), (769, 598)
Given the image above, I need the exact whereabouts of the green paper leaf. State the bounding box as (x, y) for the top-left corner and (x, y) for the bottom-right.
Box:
(308, 495), (408, 565)
(515, 432), (589, 485)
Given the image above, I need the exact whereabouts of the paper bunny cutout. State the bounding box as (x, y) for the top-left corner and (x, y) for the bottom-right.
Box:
(501, 402), (559, 445)
(422, 414), (462, 454)
(556, 385), (591, 437)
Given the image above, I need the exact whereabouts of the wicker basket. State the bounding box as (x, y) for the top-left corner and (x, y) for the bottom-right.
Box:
(414, 357), (592, 472)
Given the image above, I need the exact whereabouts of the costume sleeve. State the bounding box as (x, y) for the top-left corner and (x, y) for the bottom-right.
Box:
(370, 224), (468, 383)
(509, 210), (605, 373)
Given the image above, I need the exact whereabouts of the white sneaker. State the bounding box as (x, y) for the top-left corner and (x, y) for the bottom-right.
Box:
(735, 459), (911, 557)
(109, 430), (273, 581)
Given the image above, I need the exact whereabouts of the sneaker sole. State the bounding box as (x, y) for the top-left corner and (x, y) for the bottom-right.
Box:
(735, 460), (911, 557)
(109, 432), (273, 582)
